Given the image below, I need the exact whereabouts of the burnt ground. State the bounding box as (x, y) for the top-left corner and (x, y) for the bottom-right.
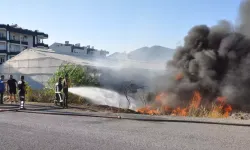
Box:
(2, 102), (250, 120)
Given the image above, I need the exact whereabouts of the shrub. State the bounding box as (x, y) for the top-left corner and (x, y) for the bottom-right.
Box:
(26, 84), (54, 103)
(25, 83), (34, 101)
(25, 80), (86, 104)
(47, 63), (100, 88)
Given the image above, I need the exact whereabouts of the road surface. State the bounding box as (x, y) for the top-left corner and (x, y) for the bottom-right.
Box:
(0, 111), (249, 150)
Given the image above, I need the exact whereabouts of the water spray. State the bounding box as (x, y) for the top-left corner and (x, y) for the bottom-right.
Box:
(68, 86), (143, 110)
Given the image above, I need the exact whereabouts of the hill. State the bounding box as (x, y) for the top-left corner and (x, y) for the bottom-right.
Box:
(108, 46), (175, 62)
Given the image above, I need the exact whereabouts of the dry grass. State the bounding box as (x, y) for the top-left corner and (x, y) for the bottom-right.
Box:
(137, 102), (230, 118)
(26, 88), (88, 105)
(188, 106), (209, 117)
(185, 103), (228, 118)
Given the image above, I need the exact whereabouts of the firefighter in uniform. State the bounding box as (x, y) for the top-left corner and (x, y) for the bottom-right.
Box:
(54, 77), (63, 106)
(62, 74), (70, 108)
(18, 75), (26, 109)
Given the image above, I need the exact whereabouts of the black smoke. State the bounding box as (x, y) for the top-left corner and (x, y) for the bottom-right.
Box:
(165, 0), (250, 106)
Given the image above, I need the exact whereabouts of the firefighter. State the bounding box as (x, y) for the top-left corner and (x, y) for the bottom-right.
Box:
(18, 75), (26, 109)
(62, 74), (70, 108)
(54, 77), (63, 106)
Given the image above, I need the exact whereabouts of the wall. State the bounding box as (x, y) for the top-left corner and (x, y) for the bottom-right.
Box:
(93, 50), (101, 57)
(37, 46), (47, 49)
(0, 29), (6, 37)
(8, 44), (27, 52)
(9, 32), (21, 41)
(9, 32), (30, 43)
(37, 35), (47, 43)
(73, 48), (87, 54)
(50, 43), (108, 57)
(0, 42), (6, 50)
(9, 44), (20, 52)
(0, 55), (6, 64)
(50, 43), (72, 53)
(27, 35), (33, 48)
(21, 45), (27, 51)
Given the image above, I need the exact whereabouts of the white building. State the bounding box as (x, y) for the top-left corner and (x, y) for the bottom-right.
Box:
(50, 41), (109, 57)
(0, 24), (48, 64)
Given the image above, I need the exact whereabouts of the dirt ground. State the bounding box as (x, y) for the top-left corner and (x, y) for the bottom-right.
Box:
(230, 112), (250, 120)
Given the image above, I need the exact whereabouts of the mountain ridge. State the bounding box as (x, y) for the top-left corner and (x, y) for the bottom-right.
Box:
(108, 45), (175, 62)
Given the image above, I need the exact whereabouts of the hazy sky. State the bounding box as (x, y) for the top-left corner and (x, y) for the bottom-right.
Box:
(0, 0), (241, 53)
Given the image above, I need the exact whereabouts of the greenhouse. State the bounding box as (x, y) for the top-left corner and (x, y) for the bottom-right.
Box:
(0, 48), (166, 90)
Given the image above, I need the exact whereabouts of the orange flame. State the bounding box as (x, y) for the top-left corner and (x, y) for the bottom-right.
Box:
(175, 73), (184, 81)
(155, 93), (167, 104)
(136, 91), (233, 118)
(163, 105), (171, 112)
(137, 106), (160, 115)
(137, 91), (201, 116)
(223, 104), (233, 117)
(217, 96), (226, 104)
(172, 107), (188, 116)
(210, 97), (232, 117)
(189, 91), (202, 109)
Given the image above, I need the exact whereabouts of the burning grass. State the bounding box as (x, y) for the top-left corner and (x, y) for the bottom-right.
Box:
(137, 91), (233, 118)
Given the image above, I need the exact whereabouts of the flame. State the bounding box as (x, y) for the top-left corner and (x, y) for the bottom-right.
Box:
(223, 104), (233, 117)
(155, 93), (167, 104)
(137, 106), (160, 115)
(137, 91), (201, 116)
(171, 91), (201, 116)
(172, 107), (188, 116)
(216, 96), (226, 105)
(189, 91), (202, 109)
(214, 97), (233, 117)
(136, 91), (233, 118)
(163, 105), (171, 112)
(175, 73), (184, 81)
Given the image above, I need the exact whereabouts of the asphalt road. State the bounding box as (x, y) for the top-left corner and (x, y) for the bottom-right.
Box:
(0, 112), (250, 150)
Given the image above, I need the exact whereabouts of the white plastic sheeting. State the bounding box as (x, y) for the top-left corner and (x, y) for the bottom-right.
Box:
(0, 49), (63, 89)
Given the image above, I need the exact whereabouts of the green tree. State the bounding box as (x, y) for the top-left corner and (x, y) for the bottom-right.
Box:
(48, 63), (100, 88)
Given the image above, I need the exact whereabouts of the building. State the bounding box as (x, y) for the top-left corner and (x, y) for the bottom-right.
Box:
(50, 41), (109, 57)
(0, 24), (48, 64)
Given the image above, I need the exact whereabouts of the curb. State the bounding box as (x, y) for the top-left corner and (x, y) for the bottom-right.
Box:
(0, 109), (16, 112)
(15, 109), (250, 127)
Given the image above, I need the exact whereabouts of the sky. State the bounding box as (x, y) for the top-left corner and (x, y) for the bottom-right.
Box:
(0, 0), (242, 54)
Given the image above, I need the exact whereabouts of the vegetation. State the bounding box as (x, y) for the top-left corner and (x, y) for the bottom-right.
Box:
(47, 63), (100, 88)
(185, 104), (231, 118)
(26, 87), (87, 104)
(26, 63), (100, 104)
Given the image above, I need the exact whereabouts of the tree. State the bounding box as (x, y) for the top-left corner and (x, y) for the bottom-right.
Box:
(48, 63), (100, 88)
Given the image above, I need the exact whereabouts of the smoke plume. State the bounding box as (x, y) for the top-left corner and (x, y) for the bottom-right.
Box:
(165, 0), (250, 106)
